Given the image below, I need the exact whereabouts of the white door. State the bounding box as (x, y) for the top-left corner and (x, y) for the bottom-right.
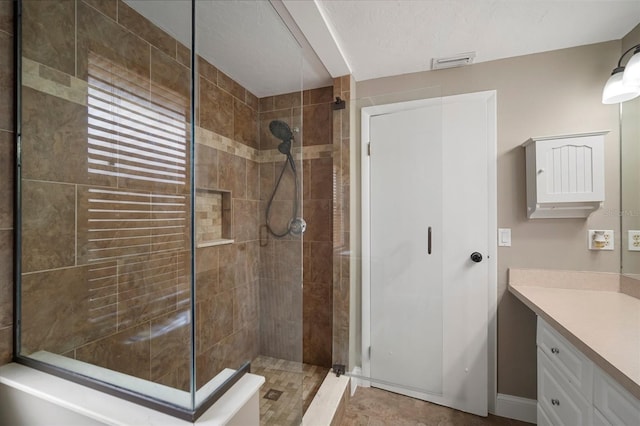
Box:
(362, 92), (496, 416)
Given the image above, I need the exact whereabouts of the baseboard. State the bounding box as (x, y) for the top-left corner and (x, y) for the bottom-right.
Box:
(349, 367), (363, 396)
(349, 369), (534, 423)
(494, 393), (537, 424)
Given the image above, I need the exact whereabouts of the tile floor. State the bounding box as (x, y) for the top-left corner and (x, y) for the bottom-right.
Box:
(341, 387), (534, 426)
(251, 355), (329, 425)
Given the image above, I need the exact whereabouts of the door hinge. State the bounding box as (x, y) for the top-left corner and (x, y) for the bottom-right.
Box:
(367, 142), (371, 156)
(368, 346), (372, 359)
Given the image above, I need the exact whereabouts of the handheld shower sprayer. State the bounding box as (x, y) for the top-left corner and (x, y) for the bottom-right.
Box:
(265, 120), (305, 237)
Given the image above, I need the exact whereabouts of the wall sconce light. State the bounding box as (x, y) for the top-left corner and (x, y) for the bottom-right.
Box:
(602, 43), (640, 104)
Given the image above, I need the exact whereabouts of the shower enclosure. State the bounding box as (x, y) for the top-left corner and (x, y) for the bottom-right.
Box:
(13, 0), (343, 422)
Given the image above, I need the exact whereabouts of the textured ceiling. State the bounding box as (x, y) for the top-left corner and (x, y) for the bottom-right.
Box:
(126, 1), (640, 95)
(316, 0), (640, 81)
(125, 0), (332, 98)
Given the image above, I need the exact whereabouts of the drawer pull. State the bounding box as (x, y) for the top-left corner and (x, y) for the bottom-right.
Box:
(550, 347), (560, 354)
(551, 398), (560, 406)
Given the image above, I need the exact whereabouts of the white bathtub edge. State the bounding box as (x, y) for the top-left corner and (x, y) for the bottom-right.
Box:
(0, 363), (264, 426)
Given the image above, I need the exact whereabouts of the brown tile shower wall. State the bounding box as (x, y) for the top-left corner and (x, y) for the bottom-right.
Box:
(0, 0), (337, 378)
(258, 92), (304, 362)
(332, 77), (351, 366)
(194, 56), (261, 386)
(16, 0), (260, 390)
(302, 87), (334, 367)
(0, 0), (14, 366)
(18, 0), (192, 389)
(258, 87), (335, 366)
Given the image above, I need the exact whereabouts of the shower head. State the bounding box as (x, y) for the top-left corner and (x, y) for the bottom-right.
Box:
(269, 120), (293, 142)
(269, 120), (296, 171)
(269, 120), (293, 155)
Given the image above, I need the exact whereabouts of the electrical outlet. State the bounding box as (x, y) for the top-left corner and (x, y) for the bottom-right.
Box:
(628, 230), (640, 251)
(588, 230), (614, 250)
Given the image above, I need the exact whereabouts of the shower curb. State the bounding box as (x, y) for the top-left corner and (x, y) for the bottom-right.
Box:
(302, 371), (350, 426)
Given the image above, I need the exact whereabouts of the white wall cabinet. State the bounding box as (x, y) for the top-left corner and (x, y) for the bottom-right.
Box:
(523, 132), (607, 218)
(537, 317), (640, 425)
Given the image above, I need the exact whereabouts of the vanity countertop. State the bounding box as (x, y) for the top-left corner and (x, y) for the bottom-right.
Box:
(508, 269), (640, 400)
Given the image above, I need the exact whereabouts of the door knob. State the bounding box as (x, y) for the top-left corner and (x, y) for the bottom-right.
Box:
(470, 252), (483, 263)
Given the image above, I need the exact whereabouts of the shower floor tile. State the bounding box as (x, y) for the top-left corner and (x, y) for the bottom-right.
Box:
(340, 387), (534, 425)
(252, 355), (329, 426)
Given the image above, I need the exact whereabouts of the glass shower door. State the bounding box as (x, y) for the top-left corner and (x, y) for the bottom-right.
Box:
(16, 0), (308, 420)
(18, 0), (195, 411)
(192, 1), (305, 424)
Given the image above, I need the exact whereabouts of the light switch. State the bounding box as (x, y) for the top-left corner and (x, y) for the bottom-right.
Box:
(498, 228), (511, 247)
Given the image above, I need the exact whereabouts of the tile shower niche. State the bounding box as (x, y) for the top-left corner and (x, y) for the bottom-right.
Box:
(196, 189), (233, 247)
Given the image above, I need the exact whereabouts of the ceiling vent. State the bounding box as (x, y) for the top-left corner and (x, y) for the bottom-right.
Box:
(431, 52), (476, 70)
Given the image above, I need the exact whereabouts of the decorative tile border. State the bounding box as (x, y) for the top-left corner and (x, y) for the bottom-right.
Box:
(23, 58), (334, 164)
(22, 57), (88, 106)
(196, 126), (260, 162)
(196, 126), (333, 163)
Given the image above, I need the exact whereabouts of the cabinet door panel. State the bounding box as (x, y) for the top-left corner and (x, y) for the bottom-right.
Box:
(537, 404), (554, 426)
(593, 368), (640, 426)
(537, 317), (594, 401)
(534, 135), (604, 204)
(538, 348), (592, 426)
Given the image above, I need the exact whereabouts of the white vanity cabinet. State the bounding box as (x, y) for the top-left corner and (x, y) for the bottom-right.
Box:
(593, 368), (640, 425)
(523, 132), (607, 218)
(537, 317), (640, 425)
(538, 349), (592, 425)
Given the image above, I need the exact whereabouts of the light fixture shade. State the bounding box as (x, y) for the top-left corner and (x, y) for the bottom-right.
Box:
(623, 48), (640, 87)
(602, 68), (640, 104)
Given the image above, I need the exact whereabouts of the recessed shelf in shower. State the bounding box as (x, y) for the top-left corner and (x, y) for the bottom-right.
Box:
(195, 188), (233, 248)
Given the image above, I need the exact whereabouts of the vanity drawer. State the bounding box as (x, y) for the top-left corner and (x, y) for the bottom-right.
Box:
(593, 367), (640, 426)
(538, 348), (592, 426)
(537, 317), (593, 400)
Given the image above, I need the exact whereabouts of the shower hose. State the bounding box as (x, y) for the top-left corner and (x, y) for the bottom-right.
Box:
(265, 155), (300, 238)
